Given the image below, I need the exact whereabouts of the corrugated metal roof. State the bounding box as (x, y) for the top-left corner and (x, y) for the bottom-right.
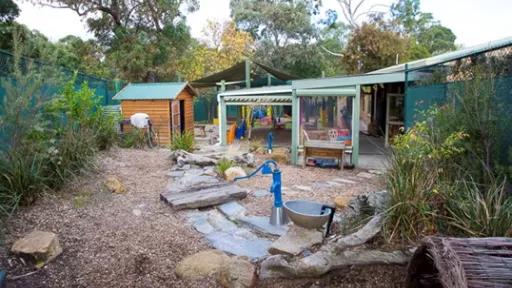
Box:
(370, 36), (512, 74)
(113, 82), (195, 100)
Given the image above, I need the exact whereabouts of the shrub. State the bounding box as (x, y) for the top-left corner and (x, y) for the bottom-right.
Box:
(120, 128), (147, 149)
(170, 131), (195, 152)
(384, 68), (512, 242)
(443, 177), (512, 237)
(215, 158), (233, 178)
(0, 38), (118, 217)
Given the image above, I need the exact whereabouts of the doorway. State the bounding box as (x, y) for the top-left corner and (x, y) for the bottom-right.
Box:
(179, 100), (185, 134)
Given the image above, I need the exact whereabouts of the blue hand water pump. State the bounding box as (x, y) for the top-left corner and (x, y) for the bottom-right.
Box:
(234, 160), (289, 226)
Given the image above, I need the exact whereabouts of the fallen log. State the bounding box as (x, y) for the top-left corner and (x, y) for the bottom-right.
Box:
(260, 214), (410, 278)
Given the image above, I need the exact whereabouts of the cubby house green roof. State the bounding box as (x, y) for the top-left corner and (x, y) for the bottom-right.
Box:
(113, 82), (196, 100)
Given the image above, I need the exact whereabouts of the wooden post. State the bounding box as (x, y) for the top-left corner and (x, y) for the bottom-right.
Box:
(352, 85), (361, 166)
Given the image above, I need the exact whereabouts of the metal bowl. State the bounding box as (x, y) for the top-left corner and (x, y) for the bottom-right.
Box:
(283, 200), (333, 229)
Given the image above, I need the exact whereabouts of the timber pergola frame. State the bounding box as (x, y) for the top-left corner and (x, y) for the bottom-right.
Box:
(218, 71), (407, 167)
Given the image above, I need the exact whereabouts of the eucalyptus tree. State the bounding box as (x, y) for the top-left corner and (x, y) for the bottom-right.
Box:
(33, 0), (200, 81)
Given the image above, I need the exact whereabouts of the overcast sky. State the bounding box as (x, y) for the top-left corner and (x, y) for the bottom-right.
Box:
(15, 0), (512, 47)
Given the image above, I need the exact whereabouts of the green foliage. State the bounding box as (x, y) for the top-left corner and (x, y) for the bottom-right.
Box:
(443, 178), (512, 237)
(170, 131), (195, 152)
(0, 0), (19, 23)
(384, 68), (512, 243)
(216, 158), (233, 178)
(120, 128), (148, 149)
(0, 40), (118, 217)
(391, 0), (456, 55)
(343, 23), (413, 73)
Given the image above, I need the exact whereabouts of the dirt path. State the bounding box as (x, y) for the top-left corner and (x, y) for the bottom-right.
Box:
(0, 148), (405, 288)
(1, 148), (216, 288)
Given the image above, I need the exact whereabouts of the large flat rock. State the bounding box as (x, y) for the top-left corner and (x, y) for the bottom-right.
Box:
(161, 184), (247, 210)
(217, 201), (247, 218)
(206, 231), (271, 259)
(238, 216), (289, 236)
(269, 226), (323, 256)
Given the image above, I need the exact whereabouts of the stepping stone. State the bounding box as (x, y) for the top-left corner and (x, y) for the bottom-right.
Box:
(187, 212), (216, 234)
(332, 177), (356, 184)
(167, 171), (184, 178)
(356, 172), (374, 179)
(205, 231), (271, 259)
(269, 226), (323, 256)
(238, 216), (288, 236)
(253, 190), (270, 198)
(294, 185), (312, 192)
(184, 168), (205, 177)
(218, 201), (246, 218)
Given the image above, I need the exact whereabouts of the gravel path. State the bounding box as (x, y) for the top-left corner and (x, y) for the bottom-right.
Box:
(0, 148), (216, 288)
(238, 154), (385, 216)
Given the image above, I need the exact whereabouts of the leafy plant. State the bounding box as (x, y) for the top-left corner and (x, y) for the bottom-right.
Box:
(443, 177), (512, 237)
(170, 131), (195, 152)
(384, 67), (512, 242)
(120, 128), (147, 149)
(215, 158), (233, 178)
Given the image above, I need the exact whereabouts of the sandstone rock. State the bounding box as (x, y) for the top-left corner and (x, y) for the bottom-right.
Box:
(269, 226), (323, 256)
(104, 175), (126, 194)
(11, 231), (62, 265)
(233, 153), (256, 167)
(334, 196), (353, 209)
(175, 250), (231, 279)
(224, 167), (247, 182)
(217, 256), (257, 288)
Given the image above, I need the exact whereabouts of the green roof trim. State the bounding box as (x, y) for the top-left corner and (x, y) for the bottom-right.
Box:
(113, 82), (196, 100)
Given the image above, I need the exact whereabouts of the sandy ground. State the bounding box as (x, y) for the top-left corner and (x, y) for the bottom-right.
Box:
(0, 148), (405, 288)
(238, 154), (385, 216)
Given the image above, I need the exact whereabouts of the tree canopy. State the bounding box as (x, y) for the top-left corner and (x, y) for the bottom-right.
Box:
(1, 0), (458, 82)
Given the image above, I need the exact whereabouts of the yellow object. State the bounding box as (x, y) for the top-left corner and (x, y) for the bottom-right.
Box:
(213, 118), (219, 125)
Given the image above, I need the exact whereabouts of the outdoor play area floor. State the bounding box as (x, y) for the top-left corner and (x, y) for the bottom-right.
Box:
(0, 147), (405, 287)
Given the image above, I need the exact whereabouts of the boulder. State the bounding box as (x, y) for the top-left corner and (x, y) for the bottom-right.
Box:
(334, 196), (353, 209)
(225, 167), (247, 182)
(233, 153), (256, 167)
(11, 231), (62, 265)
(175, 250), (231, 279)
(269, 226), (323, 256)
(217, 256), (257, 288)
(104, 175), (126, 194)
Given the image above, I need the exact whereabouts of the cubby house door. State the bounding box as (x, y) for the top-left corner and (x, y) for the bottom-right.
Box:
(170, 100), (181, 136)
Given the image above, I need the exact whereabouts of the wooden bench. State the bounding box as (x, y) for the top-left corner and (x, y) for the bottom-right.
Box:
(303, 140), (346, 169)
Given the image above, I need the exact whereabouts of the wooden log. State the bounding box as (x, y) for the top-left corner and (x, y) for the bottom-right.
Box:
(161, 184), (247, 210)
(260, 214), (409, 279)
